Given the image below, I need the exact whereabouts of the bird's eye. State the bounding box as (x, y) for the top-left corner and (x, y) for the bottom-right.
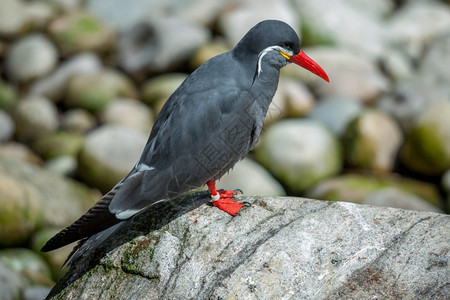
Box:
(283, 42), (294, 50)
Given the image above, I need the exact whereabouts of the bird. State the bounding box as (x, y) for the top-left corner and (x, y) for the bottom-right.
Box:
(41, 19), (329, 263)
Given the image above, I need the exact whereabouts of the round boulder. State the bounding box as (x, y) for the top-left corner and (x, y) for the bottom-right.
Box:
(6, 33), (58, 82)
(255, 119), (342, 193)
(78, 125), (148, 193)
(400, 101), (450, 175)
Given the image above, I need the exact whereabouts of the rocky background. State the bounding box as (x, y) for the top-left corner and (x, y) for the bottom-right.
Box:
(0, 0), (450, 299)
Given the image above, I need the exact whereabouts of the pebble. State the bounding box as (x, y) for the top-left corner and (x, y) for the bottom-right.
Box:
(6, 34), (58, 82)
(13, 96), (59, 142)
(255, 119), (341, 193)
(100, 98), (154, 133)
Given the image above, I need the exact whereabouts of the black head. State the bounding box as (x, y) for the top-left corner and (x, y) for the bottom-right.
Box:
(232, 20), (329, 82)
(233, 20), (300, 60)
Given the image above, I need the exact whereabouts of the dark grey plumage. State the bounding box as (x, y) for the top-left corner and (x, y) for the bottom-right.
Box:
(41, 20), (320, 264)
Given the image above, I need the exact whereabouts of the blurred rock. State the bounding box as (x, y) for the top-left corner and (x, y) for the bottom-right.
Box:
(141, 73), (187, 112)
(307, 174), (442, 206)
(31, 228), (72, 279)
(13, 96), (59, 142)
(23, 285), (52, 300)
(308, 96), (363, 136)
(118, 17), (209, 74)
(0, 172), (43, 246)
(189, 39), (230, 69)
(0, 248), (53, 289)
(87, 0), (224, 32)
(388, 1), (450, 59)
(0, 261), (22, 300)
(100, 98), (154, 133)
(219, 0), (299, 47)
(342, 109), (403, 172)
(78, 125), (147, 193)
(283, 47), (389, 103)
(218, 158), (285, 196)
(281, 78), (314, 118)
(44, 155), (78, 177)
(0, 0), (29, 37)
(379, 49), (413, 82)
(0, 80), (18, 110)
(0, 157), (98, 229)
(26, 1), (56, 30)
(363, 187), (443, 213)
(65, 70), (136, 112)
(32, 131), (84, 160)
(47, 0), (81, 12)
(400, 101), (450, 176)
(292, 0), (392, 59)
(0, 142), (42, 165)
(48, 12), (116, 56)
(0, 109), (15, 142)
(6, 34), (58, 82)
(264, 78), (314, 125)
(60, 108), (96, 133)
(443, 169), (450, 212)
(255, 119), (341, 193)
(31, 53), (103, 102)
(378, 34), (450, 130)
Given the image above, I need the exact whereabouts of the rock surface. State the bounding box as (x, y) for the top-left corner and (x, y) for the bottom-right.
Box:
(47, 193), (449, 299)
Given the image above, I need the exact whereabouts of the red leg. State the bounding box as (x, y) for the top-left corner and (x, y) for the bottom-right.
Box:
(206, 180), (245, 216)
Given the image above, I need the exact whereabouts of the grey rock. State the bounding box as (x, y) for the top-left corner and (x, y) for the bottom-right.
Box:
(64, 69), (136, 112)
(0, 170), (43, 247)
(23, 286), (52, 300)
(308, 96), (363, 136)
(25, 1), (56, 30)
(189, 39), (231, 69)
(30, 53), (103, 102)
(6, 34), (58, 82)
(0, 109), (15, 142)
(46, 0), (81, 12)
(255, 119), (342, 192)
(0, 261), (22, 300)
(265, 78), (314, 124)
(60, 108), (96, 133)
(78, 125), (148, 193)
(400, 101), (450, 176)
(219, 0), (299, 47)
(0, 80), (18, 110)
(0, 248), (52, 297)
(0, 0), (29, 37)
(379, 34), (450, 130)
(100, 98), (154, 133)
(292, 0), (393, 59)
(307, 174), (442, 207)
(342, 109), (403, 172)
(388, 1), (450, 59)
(13, 96), (59, 142)
(118, 17), (209, 74)
(0, 157), (97, 230)
(44, 155), (78, 177)
(0, 142), (42, 165)
(87, 0), (225, 32)
(48, 12), (116, 56)
(47, 194), (450, 299)
(218, 158), (285, 196)
(283, 47), (389, 103)
(363, 187), (443, 213)
(31, 131), (84, 160)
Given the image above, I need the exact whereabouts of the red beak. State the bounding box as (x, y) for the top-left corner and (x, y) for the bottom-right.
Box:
(288, 50), (329, 82)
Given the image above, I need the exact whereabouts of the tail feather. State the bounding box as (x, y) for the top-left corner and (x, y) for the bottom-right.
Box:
(41, 184), (121, 252)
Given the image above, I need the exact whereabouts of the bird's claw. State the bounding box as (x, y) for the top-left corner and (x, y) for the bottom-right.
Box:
(243, 201), (251, 207)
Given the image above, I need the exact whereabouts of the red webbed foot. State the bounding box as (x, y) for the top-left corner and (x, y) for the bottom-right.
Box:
(207, 181), (248, 216)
